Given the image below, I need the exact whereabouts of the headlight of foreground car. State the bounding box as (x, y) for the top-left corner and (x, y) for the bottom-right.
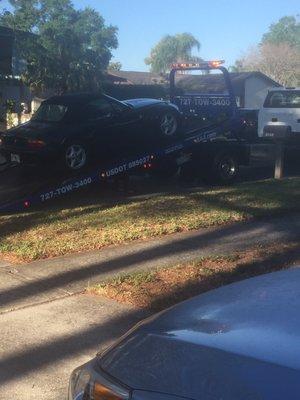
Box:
(68, 360), (130, 400)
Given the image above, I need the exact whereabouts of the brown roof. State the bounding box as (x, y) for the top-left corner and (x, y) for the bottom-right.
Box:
(107, 70), (167, 85)
(176, 72), (281, 95)
(106, 70), (281, 93)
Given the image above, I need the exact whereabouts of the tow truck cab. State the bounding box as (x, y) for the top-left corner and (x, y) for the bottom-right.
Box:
(168, 61), (254, 183)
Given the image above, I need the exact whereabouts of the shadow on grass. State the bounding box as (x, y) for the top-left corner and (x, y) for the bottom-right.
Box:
(1, 177), (299, 251)
(0, 188), (150, 239)
(0, 151), (299, 243)
(149, 244), (300, 312)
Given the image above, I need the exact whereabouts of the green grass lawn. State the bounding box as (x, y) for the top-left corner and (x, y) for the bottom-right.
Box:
(0, 177), (299, 262)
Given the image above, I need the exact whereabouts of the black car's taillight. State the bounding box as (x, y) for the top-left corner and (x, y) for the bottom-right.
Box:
(27, 139), (46, 149)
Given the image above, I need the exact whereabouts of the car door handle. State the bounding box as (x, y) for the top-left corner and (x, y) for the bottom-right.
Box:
(113, 117), (141, 127)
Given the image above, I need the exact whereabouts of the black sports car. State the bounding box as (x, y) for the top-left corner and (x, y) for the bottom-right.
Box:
(0, 93), (181, 171)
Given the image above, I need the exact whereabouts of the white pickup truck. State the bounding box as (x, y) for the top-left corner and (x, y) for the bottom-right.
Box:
(258, 88), (300, 138)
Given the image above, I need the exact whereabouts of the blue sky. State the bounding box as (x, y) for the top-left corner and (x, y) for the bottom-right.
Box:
(1, 0), (299, 71)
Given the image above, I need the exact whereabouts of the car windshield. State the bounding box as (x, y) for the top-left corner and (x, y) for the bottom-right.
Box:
(31, 103), (68, 122)
(264, 90), (300, 108)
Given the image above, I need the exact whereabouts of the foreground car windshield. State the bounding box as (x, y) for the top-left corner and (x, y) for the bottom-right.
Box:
(32, 103), (68, 122)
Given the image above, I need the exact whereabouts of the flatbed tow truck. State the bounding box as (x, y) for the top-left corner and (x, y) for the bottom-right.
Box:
(0, 60), (290, 213)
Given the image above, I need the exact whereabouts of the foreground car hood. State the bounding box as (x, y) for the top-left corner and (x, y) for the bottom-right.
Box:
(123, 98), (164, 109)
(100, 268), (300, 399)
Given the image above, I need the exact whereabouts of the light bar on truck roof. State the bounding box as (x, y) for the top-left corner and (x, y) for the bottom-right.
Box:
(209, 60), (225, 68)
(171, 60), (225, 69)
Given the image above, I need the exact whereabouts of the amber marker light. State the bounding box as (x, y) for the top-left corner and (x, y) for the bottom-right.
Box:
(93, 382), (127, 400)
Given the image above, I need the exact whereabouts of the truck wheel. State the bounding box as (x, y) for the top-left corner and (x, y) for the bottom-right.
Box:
(205, 153), (239, 185)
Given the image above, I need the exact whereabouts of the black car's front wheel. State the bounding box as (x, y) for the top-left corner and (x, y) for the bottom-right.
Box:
(64, 143), (88, 171)
(159, 112), (179, 137)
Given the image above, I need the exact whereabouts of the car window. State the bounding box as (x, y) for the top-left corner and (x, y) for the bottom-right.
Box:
(85, 98), (114, 120)
(290, 93), (300, 107)
(264, 90), (300, 108)
(32, 104), (68, 122)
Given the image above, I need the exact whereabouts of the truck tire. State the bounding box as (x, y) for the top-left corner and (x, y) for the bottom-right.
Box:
(204, 152), (239, 185)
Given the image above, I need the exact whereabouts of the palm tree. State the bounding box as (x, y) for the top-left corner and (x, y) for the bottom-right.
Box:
(145, 33), (201, 73)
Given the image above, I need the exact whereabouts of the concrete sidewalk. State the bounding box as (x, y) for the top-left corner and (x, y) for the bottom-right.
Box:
(0, 214), (300, 400)
(0, 294), (146, 400)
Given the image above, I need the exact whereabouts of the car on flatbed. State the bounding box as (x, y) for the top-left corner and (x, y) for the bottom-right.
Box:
(0, 93), (181, 171)
(69, 268), (300, 400)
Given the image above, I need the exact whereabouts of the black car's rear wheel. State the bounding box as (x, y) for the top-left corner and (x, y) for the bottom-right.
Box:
(159, 112), (178, 137)
(65, 143), (88, 171)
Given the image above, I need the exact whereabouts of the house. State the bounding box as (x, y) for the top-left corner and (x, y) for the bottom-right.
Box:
(235, 72), (282, 108)
(0, 76), (33, 131)
(106, 70), (168, 85)
(104, 70), (168, 100)
(173, 71), (282, 109)
(107, 70), (281, 109)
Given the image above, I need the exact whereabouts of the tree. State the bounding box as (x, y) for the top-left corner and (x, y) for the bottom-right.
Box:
(0, 0), (118, 93)
(262, 16), (300, 49)
(108, 61), (122, 71)
(233, 15), (300, 86)
(145, 33), (201, 73)
(233, 43), (300, 86)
